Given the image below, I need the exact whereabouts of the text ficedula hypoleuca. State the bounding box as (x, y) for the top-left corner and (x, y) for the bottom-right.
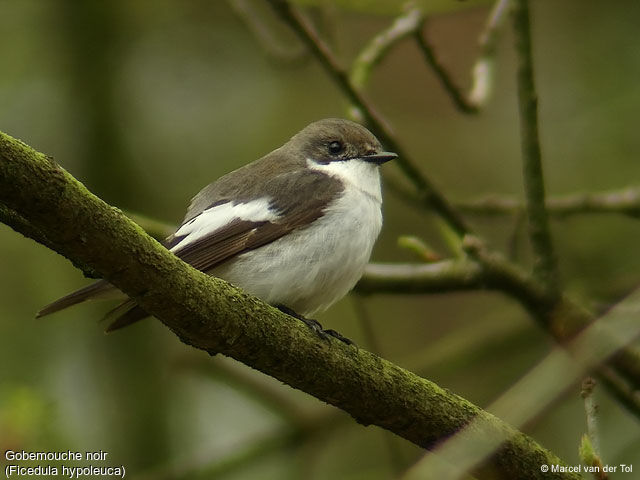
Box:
(38, 118), (397, 340)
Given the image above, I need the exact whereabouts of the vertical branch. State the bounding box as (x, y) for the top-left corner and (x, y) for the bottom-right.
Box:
(580, 378), (608, 479)
(468, 0), (511, 107)
(581, 378), (602, 458)
(512, 0), (559, 294)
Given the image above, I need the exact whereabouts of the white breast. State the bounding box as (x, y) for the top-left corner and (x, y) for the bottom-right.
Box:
(212, 161), (383, 316)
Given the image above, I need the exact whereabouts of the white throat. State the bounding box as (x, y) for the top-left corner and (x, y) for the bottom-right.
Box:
(307, 158), (382, 203)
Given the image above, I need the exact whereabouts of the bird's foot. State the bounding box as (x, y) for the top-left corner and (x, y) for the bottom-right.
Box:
(275, 305), (354, 346)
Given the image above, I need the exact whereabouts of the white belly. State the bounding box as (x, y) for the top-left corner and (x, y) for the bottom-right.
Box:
(211, 188), (382, 316)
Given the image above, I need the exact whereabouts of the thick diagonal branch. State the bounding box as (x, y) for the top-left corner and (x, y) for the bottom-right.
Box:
(0, 130), (578, 480)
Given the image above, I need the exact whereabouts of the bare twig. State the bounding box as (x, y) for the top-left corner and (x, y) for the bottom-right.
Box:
(512, 0), (559, 293)
(581, 378), (602, 458)
(349, 7), (423, 90)
(414, 22), (479, 114)
(468, 0), (511, 108)
(357, 246), (552, 317)
(457, 187), (640, 218)
(414, 0), (509, 113)
(580, 378), (608, 480)
(357, 259), (486, 295)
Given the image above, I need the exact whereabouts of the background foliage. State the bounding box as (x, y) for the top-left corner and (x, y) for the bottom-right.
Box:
(1, 1), (639, 478)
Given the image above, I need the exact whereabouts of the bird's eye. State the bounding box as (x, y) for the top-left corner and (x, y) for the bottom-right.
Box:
(328, 141), (344, 155)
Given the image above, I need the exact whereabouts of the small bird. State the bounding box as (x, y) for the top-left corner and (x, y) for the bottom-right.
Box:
(38, 118), (397, 341)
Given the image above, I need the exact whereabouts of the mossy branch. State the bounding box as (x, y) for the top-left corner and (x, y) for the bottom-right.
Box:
(0, 130), (579, 479)
(124, 216), (640, 409)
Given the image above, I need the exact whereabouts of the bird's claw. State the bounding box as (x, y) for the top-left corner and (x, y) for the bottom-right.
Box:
(276, 305), (355, 346)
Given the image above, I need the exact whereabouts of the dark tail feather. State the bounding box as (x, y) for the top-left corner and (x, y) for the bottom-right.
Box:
(37, 280), (115, 318)
(103, 300), (149, 332)
(39, 280), (148, 332)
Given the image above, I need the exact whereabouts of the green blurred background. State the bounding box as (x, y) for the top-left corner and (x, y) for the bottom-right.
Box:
(1, 1), (639, 478)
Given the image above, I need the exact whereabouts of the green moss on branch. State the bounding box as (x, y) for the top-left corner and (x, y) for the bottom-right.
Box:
(0, 129), (578, 479)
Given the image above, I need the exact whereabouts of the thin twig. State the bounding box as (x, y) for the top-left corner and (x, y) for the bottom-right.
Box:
(266, 0), (470, 237)
(468, 0), (511, 107)
(349, 7), (423, 90)
(414, 22), (479, 114)
(414, 0), (510, 113)
(356, 259), (487, 295)
(512, 0), (559, 293)
(457, 187), (640, 218)
(581, 378), (602, 458)
(580, 378), (608, 480)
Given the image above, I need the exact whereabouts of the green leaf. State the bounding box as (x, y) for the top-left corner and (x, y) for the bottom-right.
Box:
(579, 433), (596, 465)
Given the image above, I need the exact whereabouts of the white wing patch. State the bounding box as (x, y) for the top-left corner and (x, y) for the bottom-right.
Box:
(170, 197), (278, 252)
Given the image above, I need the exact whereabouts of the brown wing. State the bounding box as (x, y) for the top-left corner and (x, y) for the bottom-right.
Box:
(173, 209), (324, 273)
(170, 168), (345, 272)
(106, 169), (344, 331)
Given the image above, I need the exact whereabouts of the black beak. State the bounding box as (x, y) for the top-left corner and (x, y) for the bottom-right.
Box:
(362, 151), (398, 165)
